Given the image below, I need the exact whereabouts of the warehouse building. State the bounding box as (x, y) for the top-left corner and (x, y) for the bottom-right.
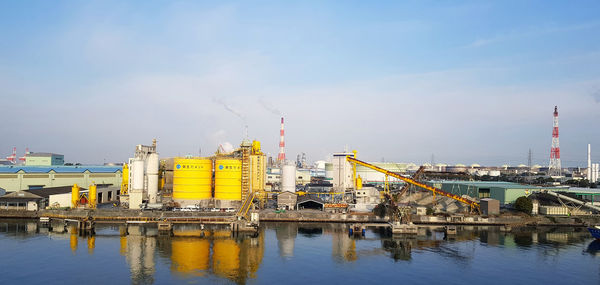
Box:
(428, 181), (564, 205)
(0, 185), (120, 210)
(0, 166), (122, 192)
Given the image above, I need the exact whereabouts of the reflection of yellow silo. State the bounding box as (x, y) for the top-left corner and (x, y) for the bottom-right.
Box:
(173, 158), (213, 201)
(171, 238), (210, 275)
(120, 236), (127, 255)
(69, 226), (78, 253)
(213, 239), (240, 278)
(87, 236), (95, 255)
(240, 228), (265, 279)
(214, 159), (242, 201)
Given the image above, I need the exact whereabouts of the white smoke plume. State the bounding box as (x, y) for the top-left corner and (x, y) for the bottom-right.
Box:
(259, 97), (282, 116)
(213, 97), (246, 121)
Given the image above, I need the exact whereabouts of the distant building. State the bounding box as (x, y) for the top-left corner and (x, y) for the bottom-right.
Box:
(427, 181), (566, 205)
(25, 153), (64, 166)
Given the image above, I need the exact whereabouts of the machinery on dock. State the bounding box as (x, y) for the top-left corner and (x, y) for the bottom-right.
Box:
(346, 156), (481, 214)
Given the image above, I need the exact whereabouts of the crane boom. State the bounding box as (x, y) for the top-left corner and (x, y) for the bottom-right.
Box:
(346, 156), (480, 213)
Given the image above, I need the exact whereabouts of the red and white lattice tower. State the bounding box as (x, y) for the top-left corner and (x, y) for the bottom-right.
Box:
(19, 148), (29, 162)
(277, 117), (286, 164)
(549, 106), (562, 177)
(6, 147), (16, 163)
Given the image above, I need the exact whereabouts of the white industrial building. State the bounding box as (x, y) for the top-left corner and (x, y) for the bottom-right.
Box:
(122, 140), (160, 209)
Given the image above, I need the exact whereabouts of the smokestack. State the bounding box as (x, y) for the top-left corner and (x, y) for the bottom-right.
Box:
(588, 144), (592, 181)
(277, 117), (286, 164)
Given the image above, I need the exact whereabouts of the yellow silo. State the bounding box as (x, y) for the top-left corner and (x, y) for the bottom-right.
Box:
(71, 184), (80, 209)
(250, 155), (266, 193)
(121, 163), (129, 195)
(89, 184), (97, 209)
(173, 158), (213, 201)
(214, 159), (242, 201)
(171, 238), (210, 275)
(213, 238), (240, 279)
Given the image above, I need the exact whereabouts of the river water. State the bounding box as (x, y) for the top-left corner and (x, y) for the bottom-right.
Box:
(0, 220), (598, 284)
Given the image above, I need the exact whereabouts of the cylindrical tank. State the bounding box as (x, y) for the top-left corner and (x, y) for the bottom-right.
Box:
(251, 155), (266, 192)
(281, 164), (296, 192)
(213, 238), (240, 278)
(89, 184), (97, 208)
(131, 159), (145, 191)
(122, 163), (129, 194)
(214, 159), (242, 201)
(71, 184), (80, 209)
(173, 158), (213, 202)
(146, 153), (159, 203)
(171, 238), (210, 275)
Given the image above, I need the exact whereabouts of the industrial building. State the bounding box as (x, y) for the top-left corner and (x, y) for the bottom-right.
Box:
(277, 192), (297, 210)
(123, 139), (267, 210)
(0, 166), (123, 192)
(0, 185), (120, 210)
(427, 181), (564, 205)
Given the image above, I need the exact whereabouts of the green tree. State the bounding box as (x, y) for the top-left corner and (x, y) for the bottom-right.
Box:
(514, 196), (533, 214)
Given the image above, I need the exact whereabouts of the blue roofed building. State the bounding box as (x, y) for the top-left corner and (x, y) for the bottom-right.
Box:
(0, 165), (122, 192)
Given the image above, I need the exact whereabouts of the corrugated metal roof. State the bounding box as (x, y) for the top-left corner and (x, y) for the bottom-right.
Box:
(27, 152), (63, 157)
(0, 166), (121, 173)
(433, 180), (565, 190)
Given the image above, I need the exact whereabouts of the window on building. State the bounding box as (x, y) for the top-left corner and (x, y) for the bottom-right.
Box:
(98, 193), (103, 203)
(479, 188), (491, 199)
(108, 191), (113, 201)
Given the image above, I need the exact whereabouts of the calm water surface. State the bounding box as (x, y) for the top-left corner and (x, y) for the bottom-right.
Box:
(0, 220), (598, 284)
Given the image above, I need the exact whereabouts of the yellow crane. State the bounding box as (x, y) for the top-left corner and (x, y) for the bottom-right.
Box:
(346, 156), (481, 214)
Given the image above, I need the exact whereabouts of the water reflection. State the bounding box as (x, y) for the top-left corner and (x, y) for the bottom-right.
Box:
(122, 226), (156, 285)
(0, 219), (598, 284)
(586, 240), (600, 256)
(275, 223), (297, 258)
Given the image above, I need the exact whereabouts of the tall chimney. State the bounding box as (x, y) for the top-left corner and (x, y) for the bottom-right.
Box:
(588, 144), (592, 181)
(277, 117), (286, 164)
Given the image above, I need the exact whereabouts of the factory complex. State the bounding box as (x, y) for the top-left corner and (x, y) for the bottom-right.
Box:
(1, 109), (600, 233)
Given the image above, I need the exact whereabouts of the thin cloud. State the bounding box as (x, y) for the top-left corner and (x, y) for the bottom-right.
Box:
(465, 21), (600, 48)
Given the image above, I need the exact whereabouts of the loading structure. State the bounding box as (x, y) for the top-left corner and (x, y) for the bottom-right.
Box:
(346, 156), (481, 214)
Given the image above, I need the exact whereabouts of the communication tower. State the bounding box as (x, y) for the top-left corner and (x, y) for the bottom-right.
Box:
(548, 106), (562, 177)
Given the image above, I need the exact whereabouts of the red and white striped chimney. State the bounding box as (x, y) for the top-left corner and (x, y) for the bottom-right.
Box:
(277, 117), (286, 163)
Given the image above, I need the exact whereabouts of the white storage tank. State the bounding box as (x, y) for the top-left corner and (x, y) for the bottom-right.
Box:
(281, 163), (296, 192)
(146, 153), (159, 203)
(131, 159), (145, 192)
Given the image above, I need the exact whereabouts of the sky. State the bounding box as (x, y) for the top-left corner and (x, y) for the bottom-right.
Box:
(1, 0), (600, 167)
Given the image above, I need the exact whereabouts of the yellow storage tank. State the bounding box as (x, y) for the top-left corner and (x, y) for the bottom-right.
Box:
(250, 155), (266, 192)
(213, 239), (240, 279)
(121, 163), (129, 195)
(173, 158), (213, 201)
(214, 159), (242, 201)
(171, 238), (210, 275)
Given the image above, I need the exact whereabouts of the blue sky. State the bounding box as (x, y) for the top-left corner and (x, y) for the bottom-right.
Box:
(1, 1), (600, 166)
